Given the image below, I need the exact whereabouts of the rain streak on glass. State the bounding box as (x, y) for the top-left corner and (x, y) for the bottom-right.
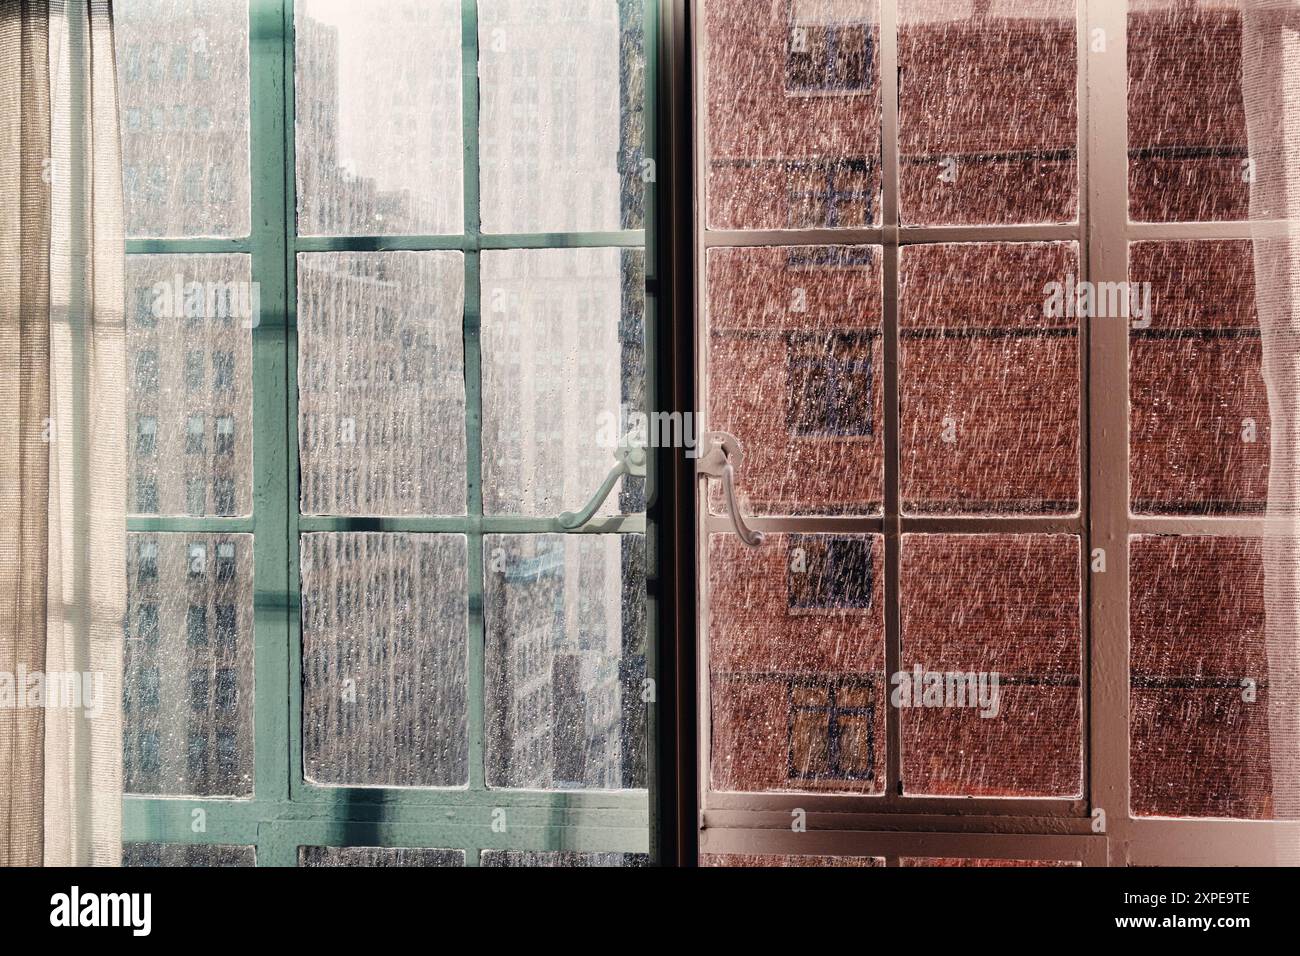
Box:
(300, 533), (470, 788)
(480, 248), (646, 518)
(1128, 0), (1249, 222)
(126, 254), (254, 518)
(1129, 240), (1268, 515)
(295, 0), (464, 236)
(115, 0), (251, 238)
(899, 242), (1081, 515)
(898, 0), (1078, 225)
(900, 534), (1083, 798)
(703, 0), (882, 230)
(478, 0), (646, 234)
(297, 251), (467, 517)
(709, 533), (885, 795)
(124, 533), (255, 798)
(1130, 535), (1276, 819)
(483, 534), (647, 791)
(707, 246), (883, 516)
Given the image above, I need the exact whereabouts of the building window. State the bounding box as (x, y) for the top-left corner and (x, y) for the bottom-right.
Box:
(786, 9), (873, 93)
(135, 349), (159, 392)
(786, 331), (873, 438)
(136, 415), (157, 456)
(786, 158), (874, 228)
(189, 668), (209, 711)
(185, 414), (205, 454)
(787, 535), (874, 611)
(787, 679), (875, 782)
(137, 539), (158, 582)
(187, 605), (207, 647)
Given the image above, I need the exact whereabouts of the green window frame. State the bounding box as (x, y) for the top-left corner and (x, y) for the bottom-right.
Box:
(124, 0), (660, 867)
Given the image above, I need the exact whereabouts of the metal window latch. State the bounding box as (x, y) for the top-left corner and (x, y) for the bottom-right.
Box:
(557, 438), (648, 530)
(697, 431), (765, 548)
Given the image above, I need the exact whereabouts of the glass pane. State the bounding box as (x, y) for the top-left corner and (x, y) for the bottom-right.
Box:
(483, 534), (647, 790)
(481, 850), (648, 867)
(481, 248), (645, 516)
(298, 847), (463, 867)
(707, 246), (882, 515)
(125, 533), (254, 797)
(300, 533), (469, 787)
(701, 854), (885, 867)
(297, 252), (467, 516)
(1129, 0), (1249, 222)
(127, 255), (253, 518)
(1129, 240), (1267, 514)
(899, 241), (1080, 515)
(478, 0), (645, 233)
(115, 0), (250, 238)
(898, 0), (1077, 225)
(709, 534), (885, 794)
(294, 0), (464, 236)
(1130, 535), (1275, 819)
(703, 0), (881, 230)
(900, 534), (1082, 797)
(901, 857), (1079, 867)
(123, 843), (256, 867)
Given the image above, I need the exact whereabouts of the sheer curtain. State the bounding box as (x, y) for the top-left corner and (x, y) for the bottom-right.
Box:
(0, 0), (124, 867)
(1243, 0), (1300, 865)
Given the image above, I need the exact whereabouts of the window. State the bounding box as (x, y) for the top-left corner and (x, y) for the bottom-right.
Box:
(695, 0), (1288, 869)
(116, 0), (653, 867)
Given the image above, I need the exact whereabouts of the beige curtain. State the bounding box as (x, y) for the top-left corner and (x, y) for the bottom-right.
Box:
(1243, 0), (1300, 865)
(0, 0), (124, 867)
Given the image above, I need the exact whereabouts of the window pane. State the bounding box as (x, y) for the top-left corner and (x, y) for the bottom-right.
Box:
(1130, 535), (1275, 818)
(900, 534), (1082, 797)
(900, 857), (1079, 867)
(709, 533), (885, 795)
(899, 0), (1077, 225)
(127, 255), (254, 518)
(707, 245), (882, 515)
(899, 242), (1080, 515)
(298, 847), (463, 867)
(297, 252), (467, 516)
(300, 533), (469, 787)
(481, 248), (645, 516)
(481, 850), (648, 867)
(1129, 240), (1267, 514)
(483, 534), (647, 790)
(115, 0), (250, 238)
(1128, 0), (1248, 222)
(294, 0), (463, 236)
(478, 0), (645, 233)
(125, 533), (254, 797)
(703, 0), (881, 230)
(701, 854), (885, 867)
(123, 843), (256, 867)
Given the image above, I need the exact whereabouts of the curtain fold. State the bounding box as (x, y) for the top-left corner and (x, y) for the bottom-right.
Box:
(0, 0), (124, 867)
(0, 0), (53, 869)
(1243, 0), (1300, 864)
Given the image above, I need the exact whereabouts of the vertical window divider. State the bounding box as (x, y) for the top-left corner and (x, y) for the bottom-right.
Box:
(879, 0), (903, 823)
(1084, 0), (1132, 868)
(460, 0), (488, 865)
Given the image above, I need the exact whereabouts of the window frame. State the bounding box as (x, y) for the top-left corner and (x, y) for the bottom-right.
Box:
(124, 0), (660, 867)
(690, 0), (1297, 867)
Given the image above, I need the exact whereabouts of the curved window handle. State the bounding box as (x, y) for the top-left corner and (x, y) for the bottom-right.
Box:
(557, 442), (648, 530)
(698, 431), (765, 548)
